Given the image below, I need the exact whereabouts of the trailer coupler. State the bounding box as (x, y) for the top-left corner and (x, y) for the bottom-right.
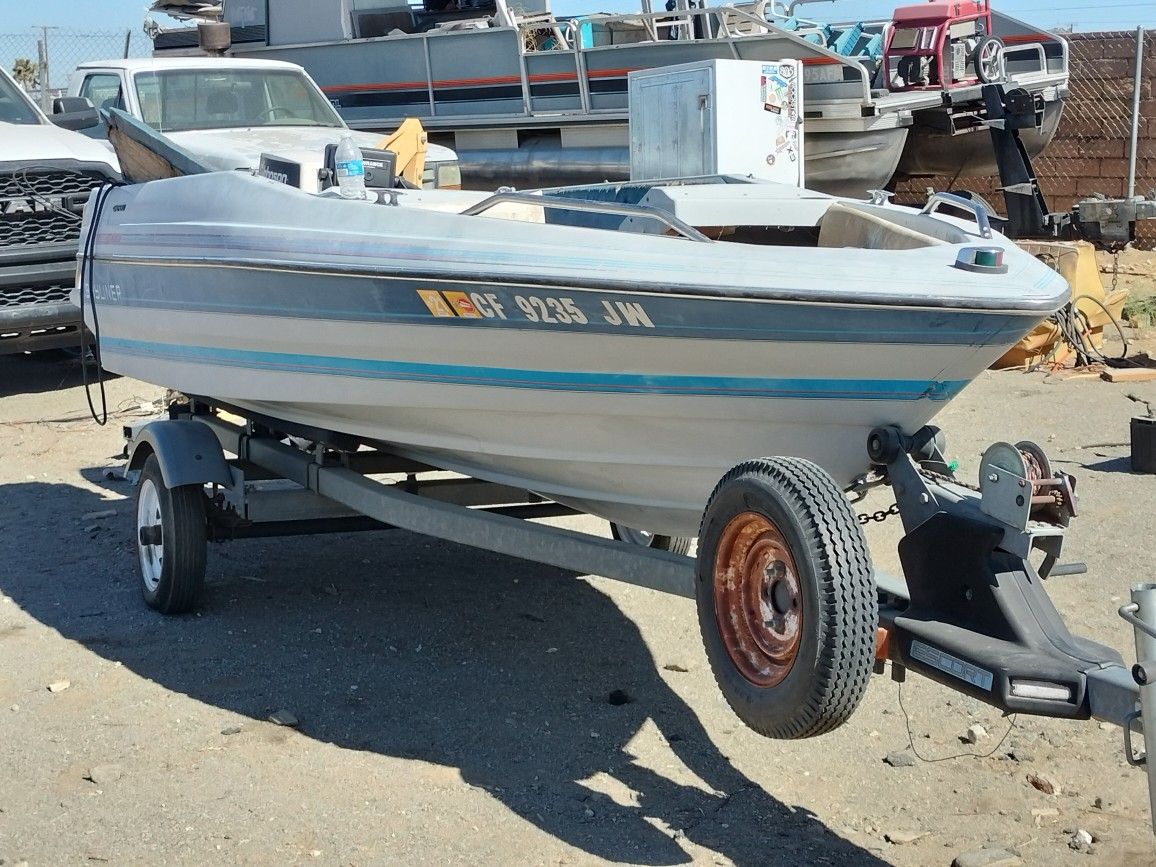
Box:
(869, 425), (1147, 738)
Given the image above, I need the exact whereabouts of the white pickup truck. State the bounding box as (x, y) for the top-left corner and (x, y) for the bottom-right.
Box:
(0, 66), (120, 354)
(68, 57), (461, 191)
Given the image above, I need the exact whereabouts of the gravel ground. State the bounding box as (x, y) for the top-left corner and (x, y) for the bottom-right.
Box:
(1, 333), (1155, 866)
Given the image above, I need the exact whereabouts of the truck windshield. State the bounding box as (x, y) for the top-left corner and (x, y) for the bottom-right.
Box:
(132, 69), (345, 132)
(0, 74), (43, 125)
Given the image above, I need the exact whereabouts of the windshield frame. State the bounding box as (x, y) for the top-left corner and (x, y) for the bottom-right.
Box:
(130, 67), (347, 133)
(0, 70), (46, 126)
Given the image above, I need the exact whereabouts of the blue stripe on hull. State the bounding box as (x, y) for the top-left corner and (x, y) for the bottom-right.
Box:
(102, 337), (969, 401)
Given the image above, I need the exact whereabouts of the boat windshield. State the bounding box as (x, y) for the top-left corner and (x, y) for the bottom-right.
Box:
(0, 72), (44, 125)
(132, 69), (346, 132)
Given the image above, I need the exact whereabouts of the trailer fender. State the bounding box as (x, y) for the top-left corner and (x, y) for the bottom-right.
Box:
(126, 420), (232, 489)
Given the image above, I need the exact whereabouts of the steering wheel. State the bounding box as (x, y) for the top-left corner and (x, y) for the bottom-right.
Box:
(257, 105), (294, 121)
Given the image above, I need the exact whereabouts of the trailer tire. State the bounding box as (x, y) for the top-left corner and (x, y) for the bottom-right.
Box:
(136, 453), (207, 614)
(696, 457), (876, 739)
(610, 523), (693, 555)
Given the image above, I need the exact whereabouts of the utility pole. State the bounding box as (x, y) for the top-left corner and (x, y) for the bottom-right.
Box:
(36, 26), (57, 113)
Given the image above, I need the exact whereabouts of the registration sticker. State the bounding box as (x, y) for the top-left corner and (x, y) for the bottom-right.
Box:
(442, 290), (482, 318)
(417, 289), (456, 318)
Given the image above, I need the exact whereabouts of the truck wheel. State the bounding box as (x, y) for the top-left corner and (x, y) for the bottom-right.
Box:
(136, 453), (207, 614)
(973, 36), (1005, 83)
(696, 457), (876, 738)
(610, 523), (693, 555)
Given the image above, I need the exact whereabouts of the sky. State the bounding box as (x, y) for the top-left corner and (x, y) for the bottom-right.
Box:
(2, 0), (1154, 35)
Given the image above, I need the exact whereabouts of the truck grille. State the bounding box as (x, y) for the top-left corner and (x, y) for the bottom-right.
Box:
(0, 168), (109, 249)
(0, 282), (70, 309)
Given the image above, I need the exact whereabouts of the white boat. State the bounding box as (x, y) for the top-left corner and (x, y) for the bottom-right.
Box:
(79, 168), (1068, 537)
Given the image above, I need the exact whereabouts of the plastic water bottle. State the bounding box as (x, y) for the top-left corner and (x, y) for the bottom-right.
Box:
(335, 134), (366, 200)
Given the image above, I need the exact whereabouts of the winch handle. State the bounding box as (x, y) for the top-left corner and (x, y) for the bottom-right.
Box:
(920, 192), (994, 239)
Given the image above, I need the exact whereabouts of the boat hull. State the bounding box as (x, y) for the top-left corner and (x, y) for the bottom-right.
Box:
(82, 173), (1068, 536)
(895, 99), (1064, 180)
(94, 304), (1021, 536)
(452, 124), (911, 198)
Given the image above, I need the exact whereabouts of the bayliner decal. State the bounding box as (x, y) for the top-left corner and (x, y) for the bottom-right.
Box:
(416, 288), (652, 329)
(101, 337), (968, 401)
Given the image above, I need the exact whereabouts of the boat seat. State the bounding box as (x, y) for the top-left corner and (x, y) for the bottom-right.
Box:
(829, 23), (863, 56)
(817, 201), (949, 250)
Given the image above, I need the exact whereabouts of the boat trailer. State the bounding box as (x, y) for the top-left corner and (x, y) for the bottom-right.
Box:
(124, 399), (1156, 828)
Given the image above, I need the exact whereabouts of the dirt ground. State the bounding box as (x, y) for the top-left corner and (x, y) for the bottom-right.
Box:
(2, 266), (1156, 865)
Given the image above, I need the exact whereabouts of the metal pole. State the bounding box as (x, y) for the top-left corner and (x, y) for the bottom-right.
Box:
(1130, 582), (1156, 834)
(36, 36), (50, 114)
(123, 28), (132, 59)
(1127, 26), (1144, 199)
(40, 26), (53, 113)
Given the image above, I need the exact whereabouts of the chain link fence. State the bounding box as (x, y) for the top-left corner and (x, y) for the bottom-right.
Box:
(1, 29), (150, 110)
(896, 28), (1155, 249)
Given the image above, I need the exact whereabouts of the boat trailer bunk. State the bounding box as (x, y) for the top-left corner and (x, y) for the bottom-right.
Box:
(124, 399), (1156, 828)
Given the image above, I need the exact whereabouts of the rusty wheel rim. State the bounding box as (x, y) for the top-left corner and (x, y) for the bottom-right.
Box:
(712, 511), (804, 688)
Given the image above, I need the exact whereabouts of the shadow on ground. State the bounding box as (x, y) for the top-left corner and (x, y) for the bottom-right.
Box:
(1080, 456), (1138, 474)
(0, 352), (116, 401)
(0, 477), (886, 866)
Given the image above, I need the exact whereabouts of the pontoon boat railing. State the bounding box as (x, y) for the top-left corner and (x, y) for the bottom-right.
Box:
(461, 191), (713, 242)
(541, 4), (874, 113)
(1002, 42), (1051, 80)
(993, 11), (1069, 79)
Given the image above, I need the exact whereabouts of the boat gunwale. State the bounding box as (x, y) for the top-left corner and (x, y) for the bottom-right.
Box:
(89, 253), (1070, 316)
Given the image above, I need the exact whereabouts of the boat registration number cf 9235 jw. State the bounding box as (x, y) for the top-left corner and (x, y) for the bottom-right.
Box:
(417, 288), (654, 329)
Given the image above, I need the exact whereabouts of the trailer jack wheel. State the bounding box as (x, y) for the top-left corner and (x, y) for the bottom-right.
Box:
(696, 457), (877, 738)
(135, 453), (208, 614)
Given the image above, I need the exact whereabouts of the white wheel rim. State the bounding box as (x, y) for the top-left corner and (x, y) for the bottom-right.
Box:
(980, 42), (1002, 79)
(137, 478), (163, 592)
(616, 525), (655, 547)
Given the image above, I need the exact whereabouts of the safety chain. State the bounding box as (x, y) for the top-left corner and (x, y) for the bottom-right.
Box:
(918, 464), (981, 493)
(1111, 250), (1120, 294)
(855, 462), (990, 525)
(858, 502), (900, 525)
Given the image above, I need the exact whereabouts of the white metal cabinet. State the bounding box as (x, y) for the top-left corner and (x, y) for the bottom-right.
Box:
(628, 58), (805, 186)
